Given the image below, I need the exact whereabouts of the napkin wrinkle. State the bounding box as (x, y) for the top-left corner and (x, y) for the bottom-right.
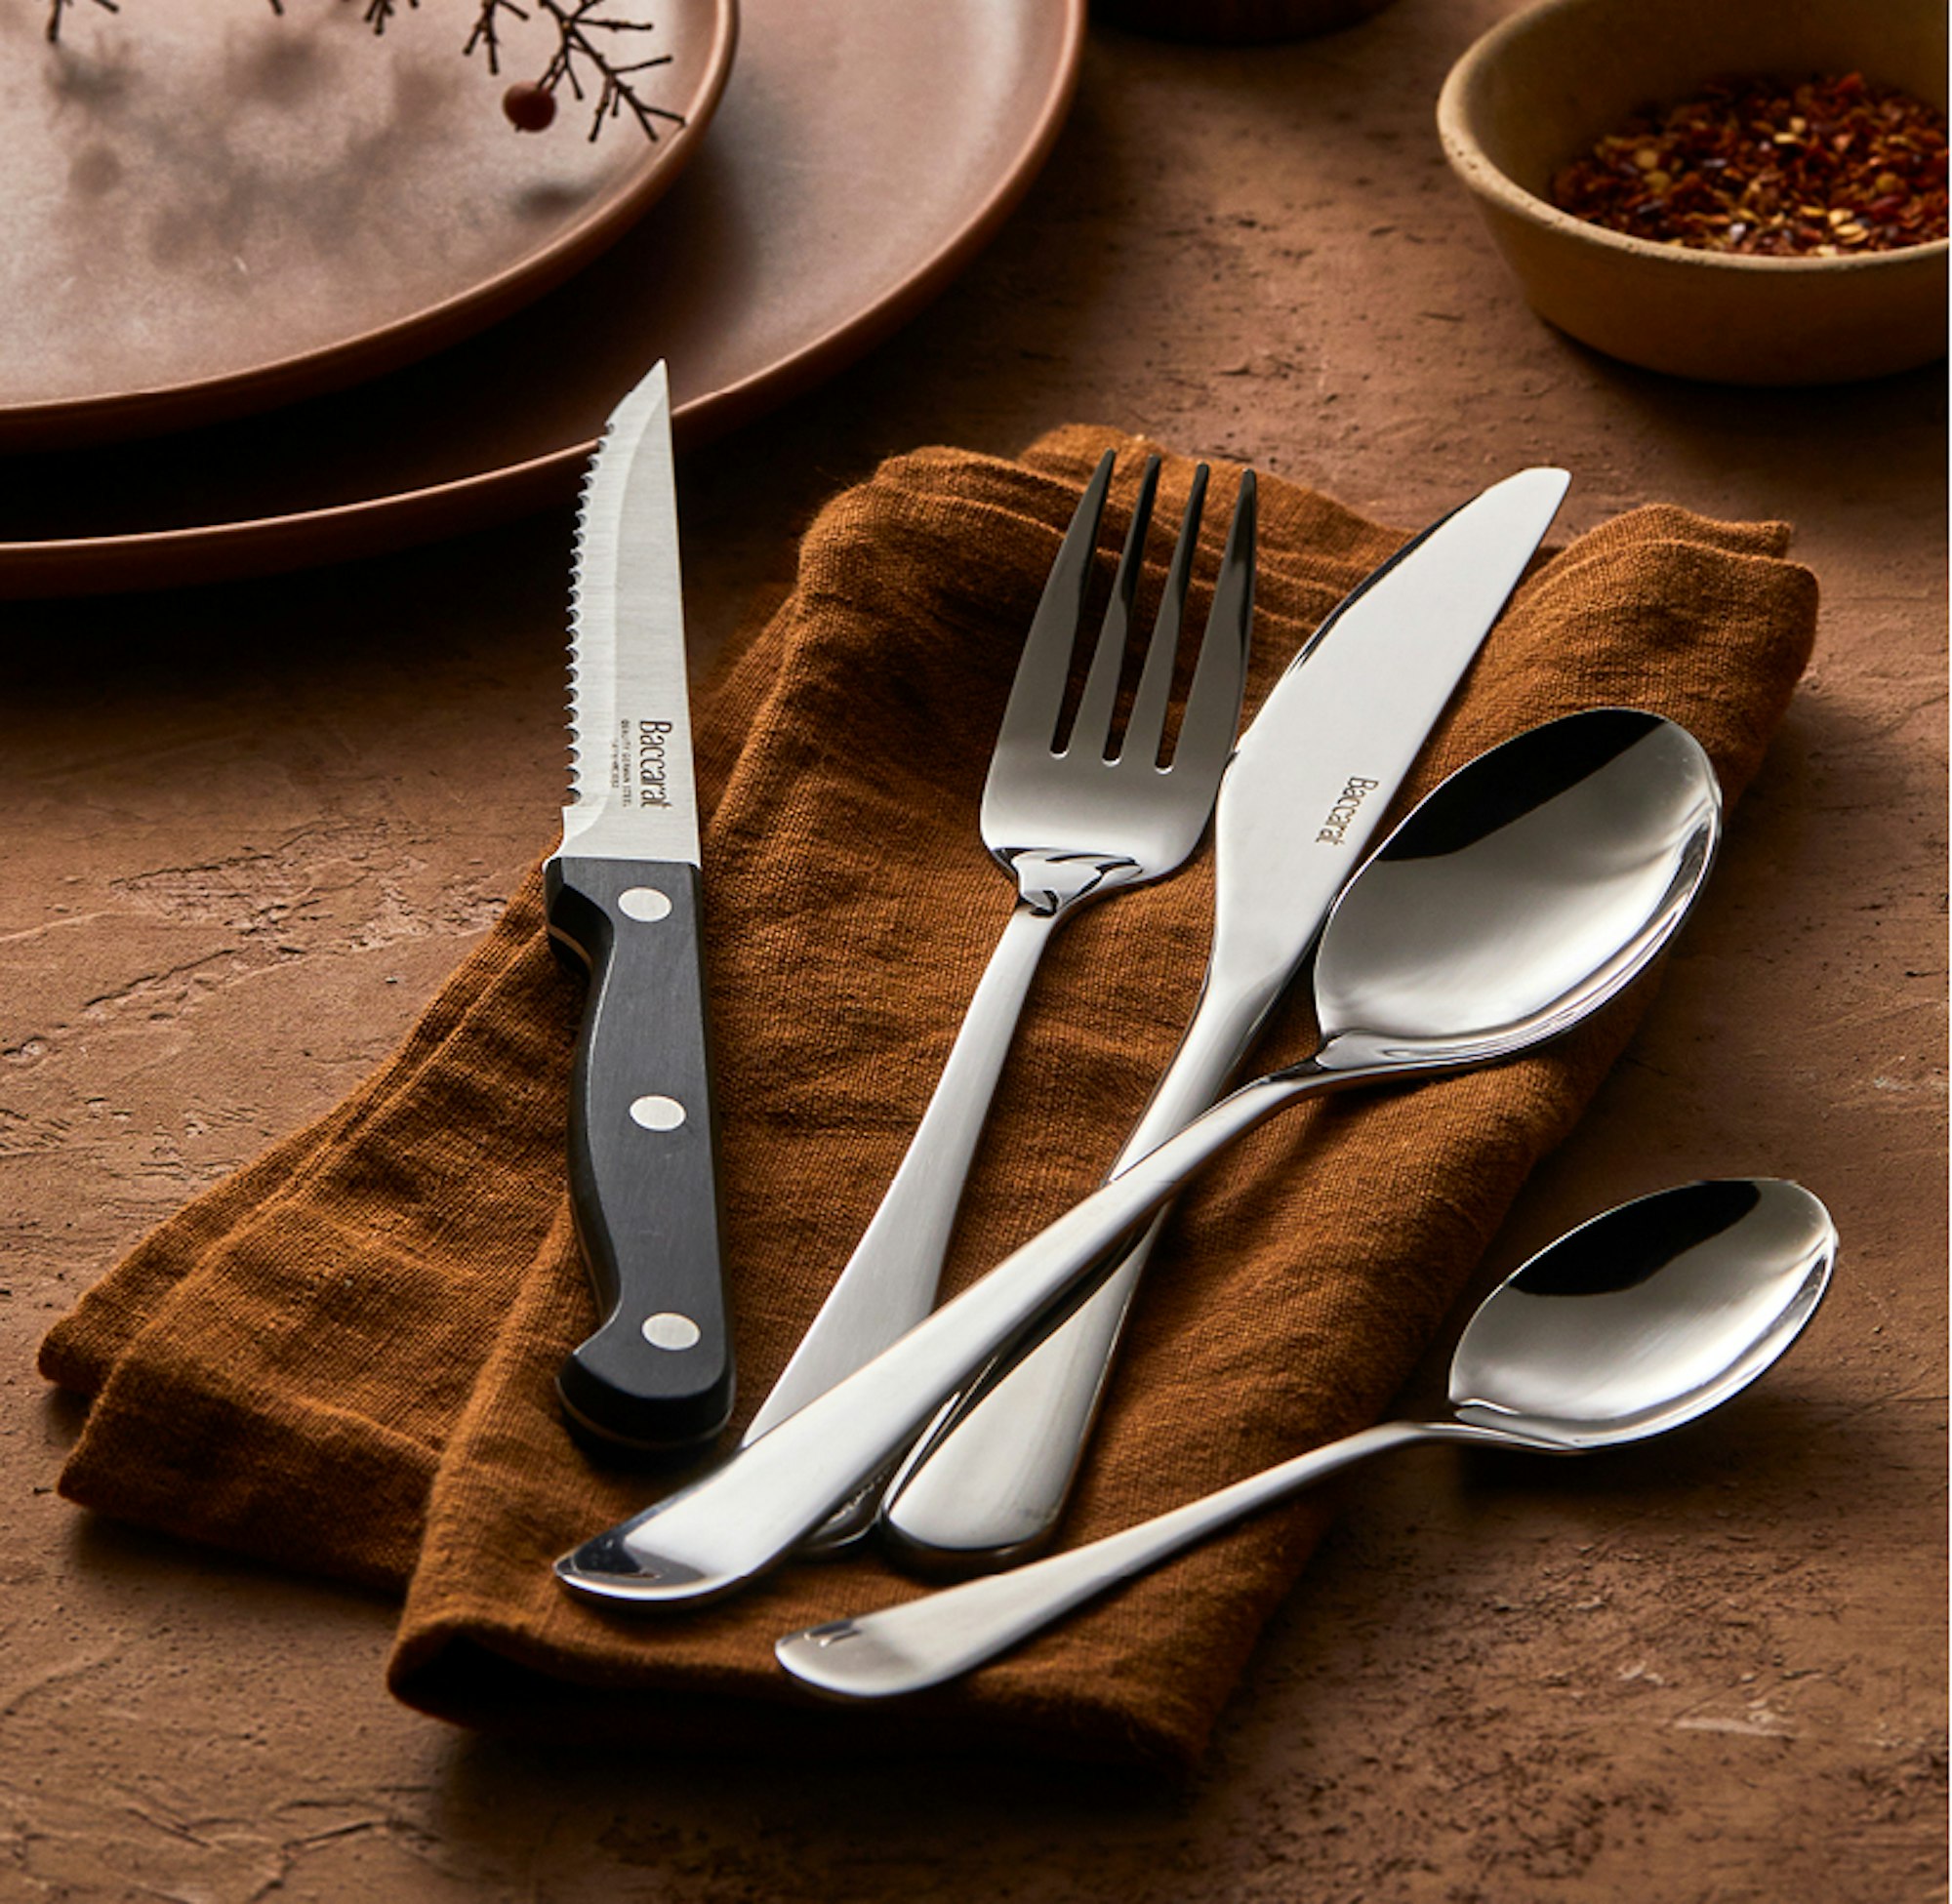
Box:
(39, 425), (1816, 1769)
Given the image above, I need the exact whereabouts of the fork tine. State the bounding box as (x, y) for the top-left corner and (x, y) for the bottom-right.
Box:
(994, 449), (1117, 756)
(1170, 469), (1256, 781)
(1068, 456), (1160, 758)
(1121, 463), (1209, 766)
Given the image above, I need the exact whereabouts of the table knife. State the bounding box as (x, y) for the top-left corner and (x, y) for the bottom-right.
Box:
(877, 466), (1571, 1563)
(547, 360), (733, 1453)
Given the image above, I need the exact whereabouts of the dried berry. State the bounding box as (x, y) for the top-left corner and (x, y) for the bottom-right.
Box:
(503, 80), (558, 133)
(1551, 73), (1948, 257)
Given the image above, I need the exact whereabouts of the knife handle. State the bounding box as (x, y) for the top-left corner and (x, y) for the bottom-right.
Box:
(547, 855), (733, 1453)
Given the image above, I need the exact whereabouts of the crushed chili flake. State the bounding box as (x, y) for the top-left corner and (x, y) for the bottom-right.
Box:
(1550, 72), (1948, 257)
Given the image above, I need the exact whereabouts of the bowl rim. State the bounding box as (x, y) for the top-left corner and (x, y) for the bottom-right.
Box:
(1436, 0), (1951, 277)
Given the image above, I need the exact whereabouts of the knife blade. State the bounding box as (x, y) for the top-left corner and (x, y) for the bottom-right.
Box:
(547, 360), (733, 1452)
(876, 465), (1571, 1562)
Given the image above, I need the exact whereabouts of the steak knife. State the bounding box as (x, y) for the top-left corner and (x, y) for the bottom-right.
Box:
(548, 360), (733, 1453)
(877, 466), (1572, 1562)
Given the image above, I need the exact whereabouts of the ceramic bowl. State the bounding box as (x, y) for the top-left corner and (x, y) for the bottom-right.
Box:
(1437, 0), (1947, 384)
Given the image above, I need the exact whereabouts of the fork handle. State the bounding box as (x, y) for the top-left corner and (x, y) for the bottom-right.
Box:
(739, 899), (1064, 1444)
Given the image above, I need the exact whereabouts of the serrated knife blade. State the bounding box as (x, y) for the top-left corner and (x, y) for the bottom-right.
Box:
(547, 360), (732, 1452)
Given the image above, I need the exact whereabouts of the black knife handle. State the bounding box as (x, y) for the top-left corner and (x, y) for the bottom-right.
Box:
(546, 855), (734, 1453)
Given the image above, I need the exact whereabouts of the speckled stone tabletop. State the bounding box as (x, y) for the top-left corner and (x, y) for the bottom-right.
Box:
(3, 5), (1944, 1899)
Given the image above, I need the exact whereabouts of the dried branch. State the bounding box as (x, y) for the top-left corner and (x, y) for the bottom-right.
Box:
(43, 0), (687, 145)
(469, 0), (683, 143)
(355, 0), (418, 33)
(45, 0), (118, 45)
(464, 0), (527, 75)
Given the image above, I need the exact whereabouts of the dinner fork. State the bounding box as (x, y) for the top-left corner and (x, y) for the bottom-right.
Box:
(740, 449), (1255, 1448)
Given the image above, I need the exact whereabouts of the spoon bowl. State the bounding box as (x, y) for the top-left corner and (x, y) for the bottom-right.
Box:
(1309, 707), (1720, 1073)
(1450, 1177), (1835, 1446)
(775, 1180), (1837, 1698)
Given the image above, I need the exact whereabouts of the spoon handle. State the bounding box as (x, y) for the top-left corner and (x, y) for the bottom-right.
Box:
(776, 1420), (1500, 1698)
(555, 1069), (1331, 1606)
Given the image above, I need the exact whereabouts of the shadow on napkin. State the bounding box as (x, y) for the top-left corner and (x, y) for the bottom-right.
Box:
(39, 428), (1816, 1768)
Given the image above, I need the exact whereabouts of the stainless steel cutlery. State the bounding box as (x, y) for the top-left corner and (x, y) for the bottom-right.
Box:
(554, 708), (1724, 1608)
(537, 434), (1790, 1723)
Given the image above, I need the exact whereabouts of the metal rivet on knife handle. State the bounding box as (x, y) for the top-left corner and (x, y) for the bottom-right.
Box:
(619, 886), (673, 921)
(630, 1095), (687, 1131)
(642, 1313), (704, 1352)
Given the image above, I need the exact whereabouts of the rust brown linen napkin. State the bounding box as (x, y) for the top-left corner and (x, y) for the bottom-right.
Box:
(40, 428), (1817, 1768)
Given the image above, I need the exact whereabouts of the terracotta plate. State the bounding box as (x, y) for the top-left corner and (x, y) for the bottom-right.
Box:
(0, 0), (1086, 595)
(0, 0), (737, 449)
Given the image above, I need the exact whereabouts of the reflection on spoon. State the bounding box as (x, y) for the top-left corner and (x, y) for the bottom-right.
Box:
(555, 708), (1722, 1609)
(775, 1179), (1837, 1698)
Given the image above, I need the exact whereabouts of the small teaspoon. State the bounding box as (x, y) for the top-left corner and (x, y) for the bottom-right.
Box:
(775, 1179), (1837, 1698)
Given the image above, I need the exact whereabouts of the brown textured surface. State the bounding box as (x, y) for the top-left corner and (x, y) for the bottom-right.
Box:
(2, 0), (1944, 1895)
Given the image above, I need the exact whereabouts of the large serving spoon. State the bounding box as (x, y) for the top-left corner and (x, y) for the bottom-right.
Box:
(555, 708), (1723, 1609)
(774, 1178), (1837, 1697)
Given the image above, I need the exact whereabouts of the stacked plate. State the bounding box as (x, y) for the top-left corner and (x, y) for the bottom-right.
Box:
(0, 0), (1084, 592)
